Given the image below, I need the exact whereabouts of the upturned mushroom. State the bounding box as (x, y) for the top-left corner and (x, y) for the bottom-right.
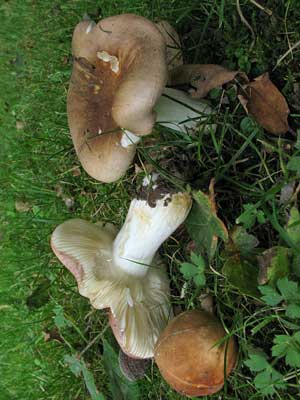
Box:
(68, 14), (168, 183)
(154, 309), (237, 396)
(51, 189), (192, 358)
(68, 14), (214, 183)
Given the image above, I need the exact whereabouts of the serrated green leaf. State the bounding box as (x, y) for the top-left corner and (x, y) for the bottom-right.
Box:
(277, 277), (300, 302)
(180, 263), (198, 279)
(272, 335), (290, 357)
(253, 368), (286, 396)
(287, 156), (300, 172)
(236, 204), (257, 229)
(286, 347), (300, 368)
(244, 354), (269, 372)
(286, 303), (300, 319)
(186, 187), (228, 259)
(258, 285), (283, 306)
(193, 273), (206, 287)
(190, 252), (205, 269)
(179, 256), (206, 288)
(103, 339), (140, 400)
(222, 256), (259, 296)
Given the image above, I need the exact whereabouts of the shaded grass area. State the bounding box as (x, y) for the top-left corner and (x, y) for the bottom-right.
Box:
(1, 0), (300, 399)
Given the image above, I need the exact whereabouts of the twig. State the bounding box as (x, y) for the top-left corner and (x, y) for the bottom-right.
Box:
(249, 0), (272, 16)
(236, 0), (256, 51)
(274, 39), (300, 70)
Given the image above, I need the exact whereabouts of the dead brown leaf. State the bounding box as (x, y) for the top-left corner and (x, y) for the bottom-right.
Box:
(239, 72), (290, 135)
(155, 21), (183, 70)
(15, 200), (31, 212)
(169, 64), (245, 98)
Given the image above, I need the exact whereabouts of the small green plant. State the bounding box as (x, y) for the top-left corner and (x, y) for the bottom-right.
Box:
(179, 252), (206, 287)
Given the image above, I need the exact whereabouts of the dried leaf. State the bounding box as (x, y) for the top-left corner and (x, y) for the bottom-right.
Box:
(257, 247), (291, 286)
(16, 120), (25, 130)
(185, 179), (228, 259)
(169, 64), (245, 98)
(239, 73), (290, 135)
(15, 200), (31, 212)
(155, 21), (183, 70)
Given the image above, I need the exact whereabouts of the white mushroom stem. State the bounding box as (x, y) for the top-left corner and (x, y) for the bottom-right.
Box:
(113, 192), (192, 276)
(155, 87), (214, 133)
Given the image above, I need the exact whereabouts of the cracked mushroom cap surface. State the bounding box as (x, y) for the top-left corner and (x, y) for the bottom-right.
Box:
(68, 14), (168, 182)
(154, 310), (238, 396)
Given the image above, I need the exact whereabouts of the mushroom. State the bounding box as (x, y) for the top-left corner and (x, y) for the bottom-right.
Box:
(155, 87), (213, 133)
(68, 14), (168, 183)
(154, 309), (237, 396)
(51, 189), (192, 358)
(68, 14), (214, 183)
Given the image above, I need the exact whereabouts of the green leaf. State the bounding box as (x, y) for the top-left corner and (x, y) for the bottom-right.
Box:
(287, 156), (300, 172)
(180, 263), (198, 280)
(186, 186), (228, 259)
(53, 305), (72, 329)
(230, 226), (259, 256)
(236, 203), (265, 229)
(244, 354), (269, 372)
(286, 303), (300, 319)
(257, 247), (290, 286)
(222, 256), (259, 296)
(277, 277), (300, 302)
(287, 206), (300, 246)
(286, 346), (300, 368)
(258, 285), (283, 306)
(103, 339), (140, 400)
(179, 253), (206, 288)
(272, 335), (290, 357)
(64, 355), (105, 400)
(272, 334), (300, 368)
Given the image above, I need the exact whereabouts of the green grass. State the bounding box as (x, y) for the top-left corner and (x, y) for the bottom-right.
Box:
(1, 0), (300, 399)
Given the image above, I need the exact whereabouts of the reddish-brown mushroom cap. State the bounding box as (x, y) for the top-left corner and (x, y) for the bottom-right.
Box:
(154, 310), (237, 396)
(68, 14), (168, 182)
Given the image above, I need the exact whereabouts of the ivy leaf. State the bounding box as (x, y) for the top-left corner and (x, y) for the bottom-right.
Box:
(222, 256), (259, 296)
(186, 180), (228, 259)
(180, 252), (206, 287)
(258, 285), (283, 306)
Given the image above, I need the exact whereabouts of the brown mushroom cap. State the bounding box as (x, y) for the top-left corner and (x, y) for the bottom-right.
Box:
(154, 310), (237, 396)
(68, 14), (168, 182)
